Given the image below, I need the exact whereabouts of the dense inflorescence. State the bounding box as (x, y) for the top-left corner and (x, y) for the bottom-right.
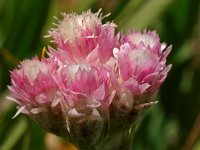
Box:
(8, 10), (171, 149)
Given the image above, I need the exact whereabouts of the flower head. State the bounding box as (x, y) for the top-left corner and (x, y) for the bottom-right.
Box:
(55, 64), (115, 147)
(112, 42), (171, 96)
(8, 10), (172, 149)
(56, 64), (114, 108)
(107, 31), (172, 134)
(48, 9), (117, 64)
(8, 57), (57, 108)
(7, 57), (72, 138)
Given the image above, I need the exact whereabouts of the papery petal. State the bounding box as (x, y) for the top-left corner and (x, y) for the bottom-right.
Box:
(92, 84), (105, 100)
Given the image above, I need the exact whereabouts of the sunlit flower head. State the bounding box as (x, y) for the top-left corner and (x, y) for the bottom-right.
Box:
(47, 9), (117, 64)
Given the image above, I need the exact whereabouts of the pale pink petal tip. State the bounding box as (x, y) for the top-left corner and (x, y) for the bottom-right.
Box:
(134, 101), (158, 111)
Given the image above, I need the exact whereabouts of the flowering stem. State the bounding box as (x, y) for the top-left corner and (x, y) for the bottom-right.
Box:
(98, 129), (134, 150)
(79, 145), (97, 150)
(116, 130), (132, 150)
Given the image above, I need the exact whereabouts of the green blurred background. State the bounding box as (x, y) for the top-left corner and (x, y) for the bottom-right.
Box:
(0, 0), (200, 149)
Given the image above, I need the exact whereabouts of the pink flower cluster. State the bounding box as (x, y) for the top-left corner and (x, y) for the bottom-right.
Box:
(8, 10), (171, 148)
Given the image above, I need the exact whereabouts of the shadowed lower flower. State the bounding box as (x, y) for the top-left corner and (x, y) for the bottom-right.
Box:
(54, 64), (115, 148)
(7, 9), (172, 150)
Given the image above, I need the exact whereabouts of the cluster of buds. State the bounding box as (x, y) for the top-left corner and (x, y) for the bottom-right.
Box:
(8, 10), (171, 149)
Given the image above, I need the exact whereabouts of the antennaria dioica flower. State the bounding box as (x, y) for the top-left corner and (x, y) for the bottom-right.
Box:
(7, 9), (172, 150)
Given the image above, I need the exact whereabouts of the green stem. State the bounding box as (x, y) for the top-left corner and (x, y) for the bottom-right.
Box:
(79, 145), (97, 150)
(98, 130), (133, 150)
(117, 131), (132, 150)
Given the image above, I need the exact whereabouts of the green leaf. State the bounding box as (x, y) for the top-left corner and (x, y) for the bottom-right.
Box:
(28, 120), (45, 150)
(77, 0), (96, 12)
(0, 117), (27, 150)
(114, 0), (144, 23)
(118, 0), (175, 30)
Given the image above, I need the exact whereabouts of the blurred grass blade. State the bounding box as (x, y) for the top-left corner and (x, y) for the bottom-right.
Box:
(120, 0), (175, 30)
(0, 117), (27, 150)
(77, 0), (96, 12)
(2, 0), (51, 59)
(115, 0), (144, 23)
(0, 48), (19, 66)
(172, 39), (194, 65)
